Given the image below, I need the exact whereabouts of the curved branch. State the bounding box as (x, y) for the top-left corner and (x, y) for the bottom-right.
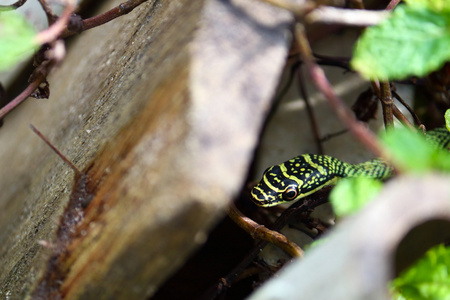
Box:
(35, 3), (75, 44)
(228, 203), (304, 258)
(0, 72), (46, 120)
(0, 0), (27, 10)
(64, 0), (151, 36)
(294, 23), (386, 158)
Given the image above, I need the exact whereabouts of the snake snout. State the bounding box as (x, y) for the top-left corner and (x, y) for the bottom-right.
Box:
(250, 185), (278, 207)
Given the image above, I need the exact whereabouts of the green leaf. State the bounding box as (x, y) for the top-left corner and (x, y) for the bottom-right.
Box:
(330, 177), (383, 217)
(0, 11), (38, 71)
(351, 5), (450, 80)
(404, 0), (450, 12)
(445, 109), (450, 132)
(380, 127), (450, 173)
(390, 244), (450, 300)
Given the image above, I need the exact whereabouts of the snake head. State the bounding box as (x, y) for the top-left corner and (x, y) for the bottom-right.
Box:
(250, 154), (343, 207)
(250, 165), (301, 207)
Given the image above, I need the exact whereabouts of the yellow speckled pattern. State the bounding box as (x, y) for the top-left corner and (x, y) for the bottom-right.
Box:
(425, 127), (450, 149)
(251, 127), (450, 207)
(251, 154), (392, 207)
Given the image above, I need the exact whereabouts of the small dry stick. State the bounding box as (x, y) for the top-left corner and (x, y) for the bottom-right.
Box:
(386, 0), (401, 10)
(37, 0), (59, 25)
(297, 66), (324, 154)
(35, 3), (76, 44)
(201, 188), (331, 300)
(1, 0), (148, 121)
(0, 73), (47, 120)
(371, 80), (382, 98)
(0, 0), (27, 10)
(380, 81), (394, 129)
(392, 90), (422, 126)
(294, 23), (385, 158)
(392, 106), (415, 130)
(228, 203), (304, 258)
(0, 3), (74, 121)
(72, 0), (150, 34)
(30, 124), (83, 177)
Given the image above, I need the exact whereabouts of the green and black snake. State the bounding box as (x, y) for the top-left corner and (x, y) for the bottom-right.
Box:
(251, 127), (450, 207)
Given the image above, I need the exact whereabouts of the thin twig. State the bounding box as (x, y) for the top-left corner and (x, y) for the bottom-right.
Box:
(37, 0), (58, 25)
(29, 124), (83, 176)
(371, 80), (381, 99)
(392, 90), (422, 126)
(314, 53), (351, 71)
(392, 106), (415, 129)
(201, 188), (331, 300)
(0, 73), (46, 120)
(320, 129), (348, 143)
(380, 81), (394, 129)
(297, 66), (324, 154)
(228, 203), (304, 258)
(386, 0), (401, 10)
(1, 0), (151, 120)
(266, 62), (300, 123)
(0, 0), (27, 10)
(294, 23), (385, 158)
(35, 3), (75, 44)
(1, 0), (72, 120)
(74, 0), (150, 34)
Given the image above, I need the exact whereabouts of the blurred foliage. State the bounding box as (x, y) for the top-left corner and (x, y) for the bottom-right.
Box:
(380, 127), (450, 173)
(390, 244), (450, 300)
(0, 10), (37, 71)
(329, 176), (383, 217)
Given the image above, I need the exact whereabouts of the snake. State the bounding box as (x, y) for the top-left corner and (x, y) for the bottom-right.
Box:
(251, 127), (450, 207)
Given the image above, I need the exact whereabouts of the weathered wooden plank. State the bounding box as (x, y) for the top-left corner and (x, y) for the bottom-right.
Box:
(0, 0), (292, 299)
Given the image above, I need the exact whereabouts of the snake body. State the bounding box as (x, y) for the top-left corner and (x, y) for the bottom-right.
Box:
(251, 127), (450, 207)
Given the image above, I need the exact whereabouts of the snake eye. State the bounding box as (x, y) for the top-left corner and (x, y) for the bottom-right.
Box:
(283, 186), (298, 201)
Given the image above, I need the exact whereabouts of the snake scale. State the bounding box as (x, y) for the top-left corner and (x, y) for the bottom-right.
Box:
(251, 127), (450, 207)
